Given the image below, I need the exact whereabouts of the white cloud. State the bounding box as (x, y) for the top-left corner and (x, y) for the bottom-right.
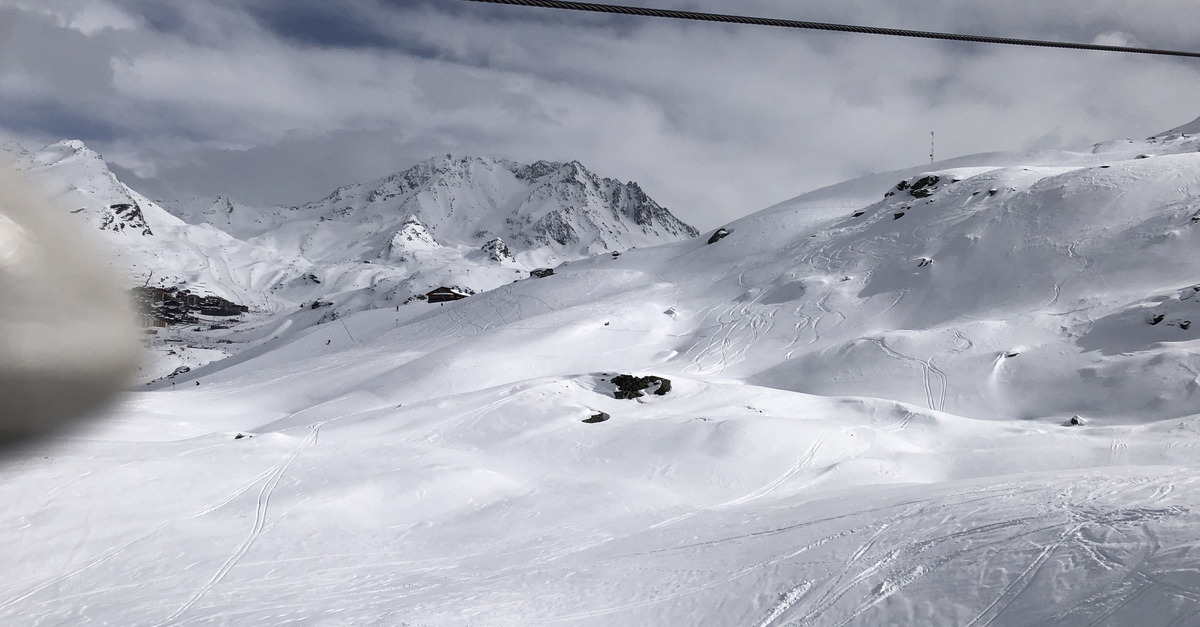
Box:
(4, 0), (139, 35)
(1092, 31), (1136, 47)
(3, 0), (1200, 228)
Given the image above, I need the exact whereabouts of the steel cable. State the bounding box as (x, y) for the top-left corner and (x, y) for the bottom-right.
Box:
(459, 0), (1200, 59)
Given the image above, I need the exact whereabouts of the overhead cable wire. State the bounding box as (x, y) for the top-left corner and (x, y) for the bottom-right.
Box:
(459, 0), (1200, 59)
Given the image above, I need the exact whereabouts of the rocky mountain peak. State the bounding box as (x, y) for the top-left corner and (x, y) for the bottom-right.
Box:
(280, 154), (699, 262)
(481, 237), (515, 263)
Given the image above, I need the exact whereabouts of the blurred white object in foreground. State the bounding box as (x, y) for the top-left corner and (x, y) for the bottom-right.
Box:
(0, 164), (139, 447)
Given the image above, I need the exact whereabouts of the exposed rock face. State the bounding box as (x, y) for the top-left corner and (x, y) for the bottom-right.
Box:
(481, 237), (514, 263)
(529, 210), (581, 247)
(885, 174), (945, 199)
(611, 374), (672, 399)
(513, 160), (698, 249)
(279, 155), (699, 262)
(101, 202), (153, 236)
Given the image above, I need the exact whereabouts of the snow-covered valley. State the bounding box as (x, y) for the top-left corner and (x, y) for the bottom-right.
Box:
(6, 121), (1200, 625)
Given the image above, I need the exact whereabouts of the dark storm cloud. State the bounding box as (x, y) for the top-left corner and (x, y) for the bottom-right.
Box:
(241, 1), (399, 49)
(0, 7), (116, 93)
(0, 96), (124, 144)
(234, 0), (642, 53)
(111, 0), (188, 35)
(112, 128), (452, 206)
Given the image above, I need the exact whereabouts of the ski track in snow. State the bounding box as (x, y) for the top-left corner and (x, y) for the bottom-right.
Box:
(542, 563), (767, 624)
(722, 430), (834, 508)
(683, 296), (776, 376)
(885, 411), (916, 432)
(867, 337), (947, 412)
(876, 288), (908, 319)
(814, 293), (846, 336)
(783, 309), (815, 357)
(0, 461), (284, 613)
(788, 512), (1071, 626)
(734, 480), (1146, 626)
(793, 521), (900, 625)
(751, 581), (814, 627)
(1110, 439), (1129, 465)
(951, 330), (974, 353)
(157, 421), (327, 625)
(965, 524), (1081, 627)
(1045, 279), (1066, 309)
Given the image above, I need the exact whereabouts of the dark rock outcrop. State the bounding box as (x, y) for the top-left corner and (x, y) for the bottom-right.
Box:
(102, 202), (153, 236)
(611, 374), (672, 399)
(481, 237), (514, 262)
(707, 228), (730, 244)
(885, 175), (944, 199)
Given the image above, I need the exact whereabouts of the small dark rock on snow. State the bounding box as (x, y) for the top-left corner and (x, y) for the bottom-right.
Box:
(582, 412), (610, 424)
(707, 228), (730, 244)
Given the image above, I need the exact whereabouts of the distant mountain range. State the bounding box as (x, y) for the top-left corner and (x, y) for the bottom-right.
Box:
(5, 142), (699, 325)
(170, 155), (697, 263)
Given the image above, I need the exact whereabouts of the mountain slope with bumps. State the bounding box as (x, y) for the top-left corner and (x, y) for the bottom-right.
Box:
(6, 119), (1200, 625)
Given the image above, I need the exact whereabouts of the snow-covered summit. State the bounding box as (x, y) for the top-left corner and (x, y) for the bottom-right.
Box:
(173, 154), (698, 263)
(342, 154), (697, 249)
(9, 140), (299, 310)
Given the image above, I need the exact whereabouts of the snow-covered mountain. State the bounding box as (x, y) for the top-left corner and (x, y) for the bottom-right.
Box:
(8, 143), (698, 378)
(5, 140), (300, 312)
(170, 155), (697, 263)
(7, 120), (1200, 625)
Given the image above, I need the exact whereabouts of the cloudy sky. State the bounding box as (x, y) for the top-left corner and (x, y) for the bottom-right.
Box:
(3, 0), (1200, 228)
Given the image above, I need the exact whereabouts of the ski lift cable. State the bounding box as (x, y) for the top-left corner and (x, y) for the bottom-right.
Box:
(458, 0), (1200, 59)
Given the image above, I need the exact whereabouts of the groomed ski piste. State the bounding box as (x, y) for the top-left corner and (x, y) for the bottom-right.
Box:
(7, 120), (1200, 625)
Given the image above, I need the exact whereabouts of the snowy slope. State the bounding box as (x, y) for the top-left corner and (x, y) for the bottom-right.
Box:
(6, 120), (1200, 625)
